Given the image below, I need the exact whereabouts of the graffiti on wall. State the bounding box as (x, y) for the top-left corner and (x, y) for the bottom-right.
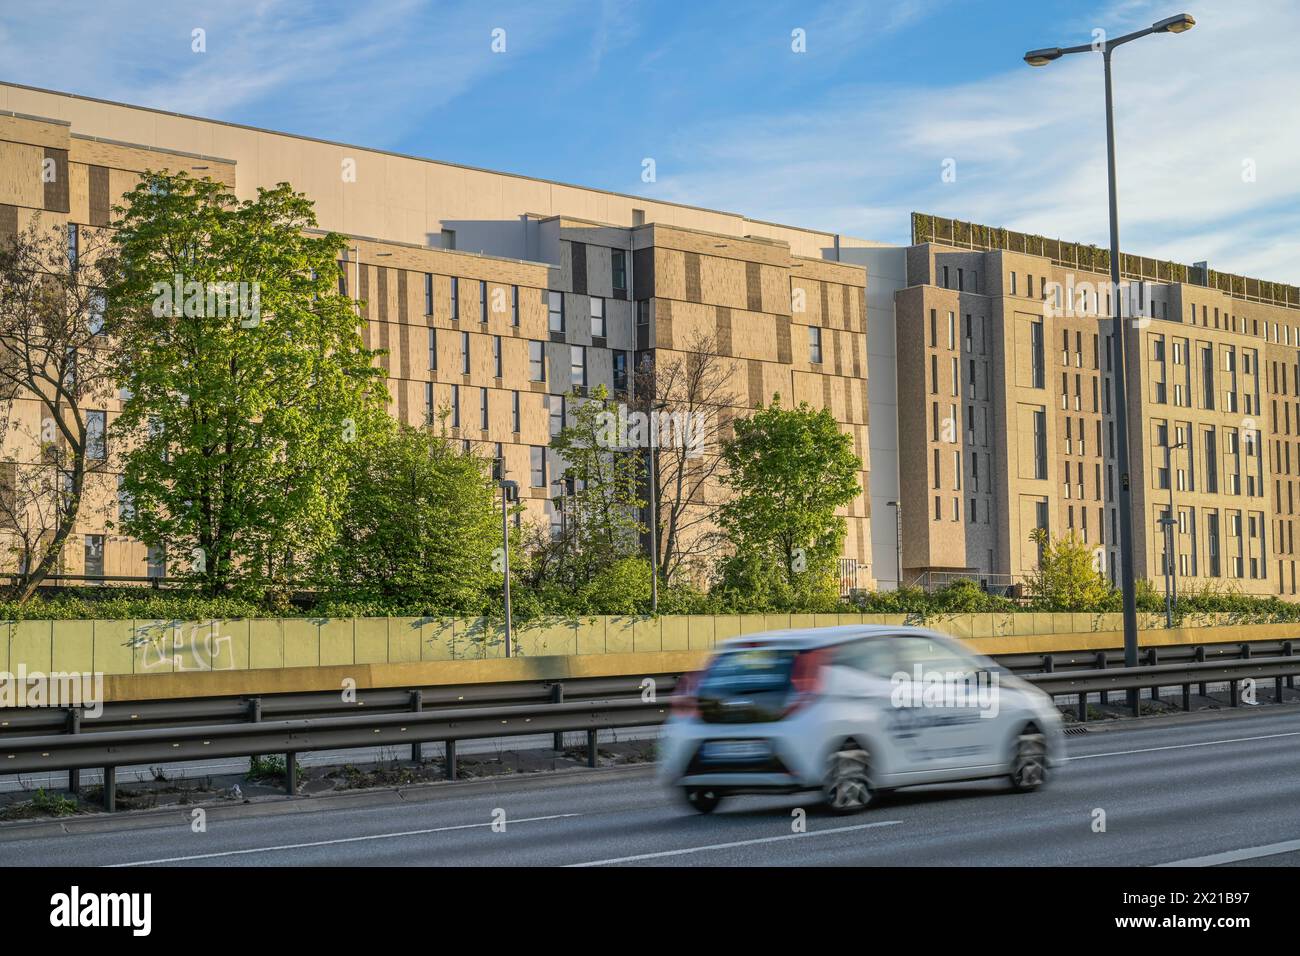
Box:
(127, 620), (236, 672)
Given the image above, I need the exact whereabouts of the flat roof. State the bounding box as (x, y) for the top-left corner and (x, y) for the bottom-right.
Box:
(0, 79), (863, 248)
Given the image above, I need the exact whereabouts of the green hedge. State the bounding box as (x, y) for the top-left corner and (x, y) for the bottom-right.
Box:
(5, 579), (1300, 624)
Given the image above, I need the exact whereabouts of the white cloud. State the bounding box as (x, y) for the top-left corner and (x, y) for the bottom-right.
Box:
(648, 0), (1300, 284)
(0, 0), (578, 145)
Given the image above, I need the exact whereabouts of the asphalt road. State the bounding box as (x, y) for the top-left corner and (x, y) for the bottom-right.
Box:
(2, 705), (1299, 866)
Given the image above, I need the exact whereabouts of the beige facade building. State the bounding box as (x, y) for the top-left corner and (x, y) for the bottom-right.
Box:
(0, 82), (874, 588)
(897, 214), (1300, 599)
(8, 80), (1299, 603)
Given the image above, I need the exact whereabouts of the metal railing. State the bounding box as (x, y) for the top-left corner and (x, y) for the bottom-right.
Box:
(1, 643), (1296, 812)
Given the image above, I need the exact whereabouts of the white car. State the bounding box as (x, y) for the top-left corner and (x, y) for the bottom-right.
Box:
(659, 625), (1064, 814)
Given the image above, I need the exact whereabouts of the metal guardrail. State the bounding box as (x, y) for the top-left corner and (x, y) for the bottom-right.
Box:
(1027, 652), (1299, 721)
(0, 637), (1283, 740)
(0, 674), (679, 738)
(1, 645), (1297, 813)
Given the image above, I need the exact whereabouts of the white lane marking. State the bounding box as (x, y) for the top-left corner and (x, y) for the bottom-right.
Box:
(108, 813), (582, 866)
(1066, 730), (1300, 762)
(567, 819), (902, 867)
(1156, 837), (1300, 867)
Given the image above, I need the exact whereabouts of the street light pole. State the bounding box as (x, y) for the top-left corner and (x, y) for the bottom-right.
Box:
(648, 443), (659, 613)
(499, 479), (518, 657)
(1166, 439), (1186, 626)
(887, 500), (902, 589)
(1025, 12), (1196, 714)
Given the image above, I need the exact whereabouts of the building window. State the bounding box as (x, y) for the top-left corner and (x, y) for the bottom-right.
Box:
(480, 387), (489, 430)
(570, 345), (587, 388)
(1030, 320), (1044, 388)
(809, 326), (823, 364)
(117, 476), (134, 522)
(424, 382), (433, 425)
(613, 352), (628, 392)
(637, 299), (650, 330)
(530, 446), (546, 488)
(84, 534), (104, 578)
(86, 410), (107, 460)
(549, 395), (566, 437)
(548, 291), (565, 333)
(428, 328), (437, 371)
(450, 277), (459, 321)
(450, 384), (460, 427)
(67, 223), (78, 268)
(511, 391), (521, 433)
(612, 250), (627, 295)
(146, 544), (166, 579)
(511, 285), (519, 326)
(87, 290), (106, 335)
(529, 341), (546, 382)
(1033, 409), (1048, 480)
(424, 273), (433, 315)
(460, 331), (470, 374)
(493, 335), (502, 378)
(591, 297), (606, 338)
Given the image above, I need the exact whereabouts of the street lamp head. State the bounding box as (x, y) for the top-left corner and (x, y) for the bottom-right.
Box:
(1153, 13), (1195, 33)
(1024, 47), (1063, 66)
(886, 500), (900, 508)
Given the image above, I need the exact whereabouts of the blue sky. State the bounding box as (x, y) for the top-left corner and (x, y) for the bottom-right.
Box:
(3, 0), (1297, 281)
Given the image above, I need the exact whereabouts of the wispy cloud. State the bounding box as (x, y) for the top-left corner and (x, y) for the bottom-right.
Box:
(645, 0), (1300, 282)
(0, 0), (579, 145)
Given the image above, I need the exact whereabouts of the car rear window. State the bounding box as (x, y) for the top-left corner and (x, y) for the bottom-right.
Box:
(698, 647), (799, 696)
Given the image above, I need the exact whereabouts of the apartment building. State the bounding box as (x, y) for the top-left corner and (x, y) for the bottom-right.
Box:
(0, 82), (875, 588)
(897, 214), (1300, 598)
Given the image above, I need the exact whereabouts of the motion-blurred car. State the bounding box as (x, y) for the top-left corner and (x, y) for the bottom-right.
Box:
(659, 625), (1064, 813)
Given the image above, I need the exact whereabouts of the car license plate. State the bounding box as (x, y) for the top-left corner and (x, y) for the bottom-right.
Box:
(700, 740), (769, 762)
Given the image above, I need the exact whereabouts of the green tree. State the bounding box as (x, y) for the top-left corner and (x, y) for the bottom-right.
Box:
(331, 420), (501, 611)
(715, 396), (861, 609)
(1025, 528), (1114, 611)
(546, 385), (646, 585)
(106, 172), (386, 594)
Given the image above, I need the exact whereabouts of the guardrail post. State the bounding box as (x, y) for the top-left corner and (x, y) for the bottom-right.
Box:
(586, 729), (598, 768)
(1195, 646), (1207, 698)
(285, 752), (297, 794)
(1276, 674), (1285, 704)
(1181, 681), (1191, 712)
(409, 690), (423, 763)
(66, 709), (80, 795)
(1146, 647), (1159, 702)
(1095, 653), (1109, 706)
(445, 740), (457, 780)
(1285, 642), (1295, 691)
(248, 697), (262, 723)
(1229, 677), (1240, 708)
(1041, 654), (1054, 673)
(551, 683), (565, 752)
(103, 765), (115, 812)
(1077, 689), (1087, 723)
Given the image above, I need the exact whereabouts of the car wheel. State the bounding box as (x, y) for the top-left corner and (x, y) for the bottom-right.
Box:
(823, 745), (872, 813)
(1008, 731), (1047, 792)
(683, 787), (723, 814)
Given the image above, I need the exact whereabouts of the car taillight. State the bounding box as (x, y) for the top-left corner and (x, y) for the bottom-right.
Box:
(672, 671), (699, 718)
(784, 648), (829, 715)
